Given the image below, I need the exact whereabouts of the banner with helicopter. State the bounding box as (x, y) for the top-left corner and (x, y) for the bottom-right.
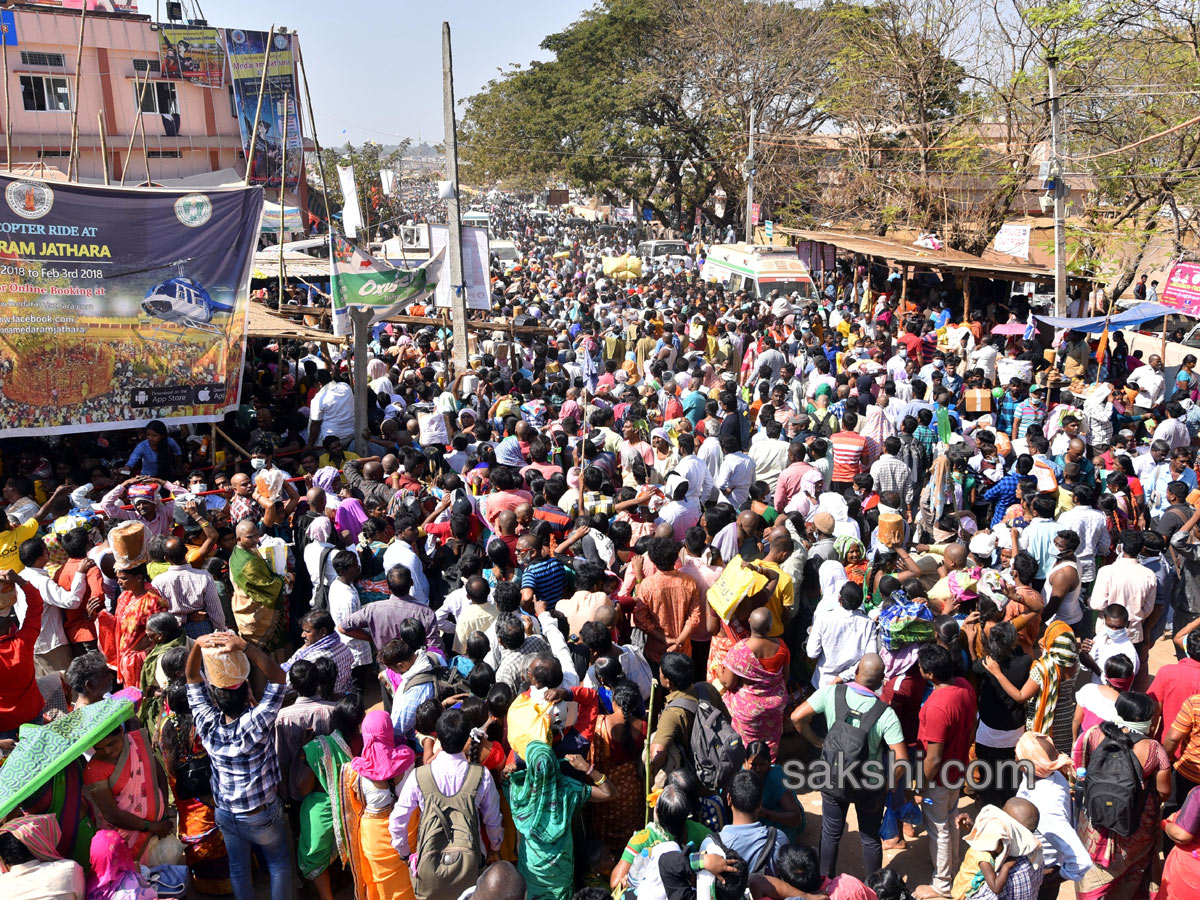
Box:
(0, 174), (264, 436)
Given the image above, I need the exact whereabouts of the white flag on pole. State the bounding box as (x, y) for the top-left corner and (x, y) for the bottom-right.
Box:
(337, 164), (363, 238)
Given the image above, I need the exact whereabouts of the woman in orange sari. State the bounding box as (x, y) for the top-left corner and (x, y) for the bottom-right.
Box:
(337, 709), (416, 900)
(106, 565), (166, 688)
(157, 681), (229, 894)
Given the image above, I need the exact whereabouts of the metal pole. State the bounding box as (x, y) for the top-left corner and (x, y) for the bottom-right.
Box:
(442, 22), (469, 369)
(744, 105), (755, 244)
(97, 111), (109, 185)
(2, 19), (11, 173)
(67, 2), (87, 181)
(243, 25), (276, 187)
(279, 90), (288, 305)
(1048, 55), (1067, 317)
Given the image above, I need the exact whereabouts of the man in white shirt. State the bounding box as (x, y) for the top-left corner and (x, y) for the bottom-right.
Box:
(1089, 531), (1157, 645)
(714, 433), (757, 509)
(328, 551), (372, 677)
(382, 511), (430, 606)
(1152, 401), (1191, 450)
(16, 538), (87, 672)
(0, 815), (85, 900)
(968, 340), (999, 383)
(307, 371), (357, 448)
(747, 418), (791, 493)
(805, 580), (878, 687)
(1056, 485), (1111, 585)
(1126, 354), (1166, 410)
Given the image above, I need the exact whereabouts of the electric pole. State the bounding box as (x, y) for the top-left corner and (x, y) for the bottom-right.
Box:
(744, 105), (756, 245)
(1047, 55), (1067, 317)
(442, 21), (469, 369)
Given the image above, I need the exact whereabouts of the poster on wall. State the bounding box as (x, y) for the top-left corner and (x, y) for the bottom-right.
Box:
(158, 25), (225, 88)
(0, 175), (263, 435)
(224, 29), (303, 191)
(1161, 262), (1200, 317)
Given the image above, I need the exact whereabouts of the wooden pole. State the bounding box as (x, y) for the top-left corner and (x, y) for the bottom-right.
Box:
(901, 263), (908, 306)
(278, 90), (288, 305)
(97, 111), (109, 185)
(963, 274), (972, 323)
(210, 422), (218, 470)
(294, 35), (334, 236)
(214, 426), (251, 460)
(121, 68), (153, 186)
(2, 18), (10, 173)
(136, 77), (151, 186)
(644, 677), (656, 826)
(67, 2), (87, 181)
(442, 22), (470, 370)
(243, 25), (277, 187)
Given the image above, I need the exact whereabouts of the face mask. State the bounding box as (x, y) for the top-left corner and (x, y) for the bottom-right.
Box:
(191, 483), (207, 493)
(250, 458), (266, 471)
(897, 349), (907, 358)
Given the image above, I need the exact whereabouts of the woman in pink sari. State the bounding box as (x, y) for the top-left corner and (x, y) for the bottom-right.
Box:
(718, 608), (790, 759)
(83, 727), (171, 861)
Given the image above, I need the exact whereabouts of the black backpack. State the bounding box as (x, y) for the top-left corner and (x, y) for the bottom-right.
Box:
(820, 685), (886, 800)
(1083, 722), (1147, 838)
(404, 664), (471, 704)
(666, 682), (746, 793)
(309, 545), (334, 611)
(810, 408), (836, 438)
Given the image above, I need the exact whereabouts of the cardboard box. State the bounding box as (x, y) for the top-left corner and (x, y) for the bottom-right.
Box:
(964, 388), (993, 413)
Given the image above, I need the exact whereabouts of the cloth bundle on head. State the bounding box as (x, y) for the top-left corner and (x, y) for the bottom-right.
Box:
(352, 710), (415, 781)
(254, 467), (286, 504)
(0, 813), (63, 861)
(1015, 731), (1074, 781)
(335, 498), (368, 545)
(126, 483), (158, 504)
(312, 467), (342, 510)
(878, 591), (935, 650)
(306, 515), (333, 543)
(495, 439), (527, 469)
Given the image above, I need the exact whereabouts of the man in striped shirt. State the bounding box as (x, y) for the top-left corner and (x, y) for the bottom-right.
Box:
(829, 412), (878, 493)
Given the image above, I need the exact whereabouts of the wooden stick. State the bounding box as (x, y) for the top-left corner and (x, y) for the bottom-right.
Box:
(136, 74), (151, 186)
(121, 67), (153, 186)
(294, 34), (333, 237)
(97, 111), (109, 185)
(644, 676), (656, 826)
(214, 426), (251, 460)
(67, 1), (87, 181)
(278, 90), (288, 304)
(242, 25), (276, 187)
(2, 18), (10, 173)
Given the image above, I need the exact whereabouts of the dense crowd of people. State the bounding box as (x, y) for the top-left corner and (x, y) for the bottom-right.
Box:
(1, 205), (1199, 900)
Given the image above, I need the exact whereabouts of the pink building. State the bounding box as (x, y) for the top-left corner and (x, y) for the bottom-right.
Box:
(0, 3), (305, 198)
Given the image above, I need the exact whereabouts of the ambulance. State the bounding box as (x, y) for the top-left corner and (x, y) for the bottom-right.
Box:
(699, 243), (817, 298)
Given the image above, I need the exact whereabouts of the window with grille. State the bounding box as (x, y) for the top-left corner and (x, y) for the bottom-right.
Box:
(135, 81), (178, 115)
(20, 52), (65, 68)
(147, 150), (182, 158)
(20, 75), (70, 111)
(133, 59), (162, 74)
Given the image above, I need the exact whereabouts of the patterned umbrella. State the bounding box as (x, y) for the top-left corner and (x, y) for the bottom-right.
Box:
(0, 697), (134, 819)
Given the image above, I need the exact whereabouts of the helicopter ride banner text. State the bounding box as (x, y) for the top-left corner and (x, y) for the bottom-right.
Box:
(0, 175), (264, 436)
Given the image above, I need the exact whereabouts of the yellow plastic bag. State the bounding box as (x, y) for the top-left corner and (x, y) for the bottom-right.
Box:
(506, 693), (552, 759)
(706, 555), (763, 622)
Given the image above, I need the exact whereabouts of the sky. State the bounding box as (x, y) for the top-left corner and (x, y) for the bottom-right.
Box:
(181, 0), (593, 148)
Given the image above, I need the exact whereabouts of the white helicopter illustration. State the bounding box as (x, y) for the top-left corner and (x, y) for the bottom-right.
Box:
(136, 260), (233, 343)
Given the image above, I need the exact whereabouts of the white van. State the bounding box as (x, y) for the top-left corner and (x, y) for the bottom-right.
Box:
(491, 239), (521, 272)
(699, 243), (815, 298)
(463, 210), (491, 231)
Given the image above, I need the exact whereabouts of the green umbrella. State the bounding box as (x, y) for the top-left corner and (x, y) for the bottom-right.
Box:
(0, 697), (134, 818)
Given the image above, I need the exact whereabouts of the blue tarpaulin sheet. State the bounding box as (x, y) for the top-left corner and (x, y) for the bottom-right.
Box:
(1033, 302), (1178, 334)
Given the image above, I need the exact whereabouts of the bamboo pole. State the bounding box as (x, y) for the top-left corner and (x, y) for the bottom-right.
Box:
(97, 111), (109, 185)
(278, 90), (288, 304)
(120, 68), (153, 186)
(242, 25), (276, 187)
(294, 34), (336, 243)
(67, 2), (87, 181)
(214, 426), (251, 460)
(136, 78), (151, 186)
(644, 677), (656, 826)
(2, 17), (10, 173)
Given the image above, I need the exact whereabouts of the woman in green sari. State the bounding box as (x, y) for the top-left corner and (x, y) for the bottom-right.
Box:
(138, 613), (187, 732)
(296, 696), (363, 900)
(504, 740), (614, 900)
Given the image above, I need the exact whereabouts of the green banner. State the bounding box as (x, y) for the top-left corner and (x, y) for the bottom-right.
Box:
(329, 232), (438, 335)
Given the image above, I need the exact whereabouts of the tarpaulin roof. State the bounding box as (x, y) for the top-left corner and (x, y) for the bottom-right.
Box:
(246, 302), (345, 344)
(1033, 302), (1176, 334)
